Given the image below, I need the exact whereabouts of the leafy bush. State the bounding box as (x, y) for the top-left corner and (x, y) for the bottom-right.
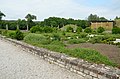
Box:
(30, 26), (54, 33)
(112, 27), (120, 34)
(66, 27), (73, 32)
(84, 27), (92, 33)
(79, 33), (87, 38)
(89, 36), (103, 44)
(24, 33), (51, 45)
(51, 33), (61, 41)
(15, 30), (24, 40)
(68, 39), (86, 44)
(30, 26), (42, 33)
(76, 27), (82, 33)
(44, 26), (53, 33)
(8, 32), (16, 39)
(97, 27), (105, 33)
(2, 30), (8, 36)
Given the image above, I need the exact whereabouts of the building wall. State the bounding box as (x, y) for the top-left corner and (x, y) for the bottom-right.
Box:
(91, 22), (114, 30)
(115, 19), (120, 28)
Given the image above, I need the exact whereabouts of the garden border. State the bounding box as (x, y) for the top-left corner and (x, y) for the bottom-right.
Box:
(0, 35), (120, 79)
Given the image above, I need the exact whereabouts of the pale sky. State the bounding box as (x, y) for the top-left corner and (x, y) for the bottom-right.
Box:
(1, 0), (120, 21)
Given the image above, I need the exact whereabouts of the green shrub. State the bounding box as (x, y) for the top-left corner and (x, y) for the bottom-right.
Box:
(112, 27), (120, 34)
(2, 30), (8, 36)
(8, 32), (16, 39)
(76, 27), (82, 33)
(30, 26), (41, 33)
(15, 30), (24, 40)
(84, 27), (92, 33)
(89, 36), (102, 44)
(51, 33), (61, 41)
(68, 39), (86, 44)
(66, 27), (73, 32)
(97, 27), (105, 33)
(44, 26), (54, 33)
(79, 33), (87, 38)
(24, 33), (51, 45)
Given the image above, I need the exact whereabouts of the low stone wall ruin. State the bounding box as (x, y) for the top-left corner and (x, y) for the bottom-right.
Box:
(0, 35), (120, 79)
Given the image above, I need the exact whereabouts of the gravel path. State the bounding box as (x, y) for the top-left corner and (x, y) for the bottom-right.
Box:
(0, 39), (84, 79)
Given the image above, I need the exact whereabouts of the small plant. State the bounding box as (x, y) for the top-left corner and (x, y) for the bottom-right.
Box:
(112, 27), (120, 34)
(76, 27), (82, 33)
(66, 27), (73, 32)
(8, 32), (16, 39)
(97, 27), (105, 33)
(84, 27), (92, 33)
(15, 30), (24, 40)
(68, 39), (86, 44)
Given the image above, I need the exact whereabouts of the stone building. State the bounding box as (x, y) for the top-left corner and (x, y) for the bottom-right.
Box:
(115, 19), (120, 28)
(90, 21), (114, 30)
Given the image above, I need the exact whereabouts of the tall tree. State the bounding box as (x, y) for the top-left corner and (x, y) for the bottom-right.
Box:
(25, 14), (36, 31)
(88, 14), (108, 21)
(88, 14), (99, 21)
(0, 11), (5, 20)
(16, 19), (21, 30)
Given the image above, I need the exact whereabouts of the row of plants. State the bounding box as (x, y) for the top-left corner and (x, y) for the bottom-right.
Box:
(23, 33), (117, 67)
(0, 29), (24, 40)
(88, 34), (120, 47)
(0, 29), (119, 67)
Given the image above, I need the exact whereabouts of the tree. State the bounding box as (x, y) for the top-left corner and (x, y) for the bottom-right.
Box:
(97, 27), (105, 33)
(25, 14), (36, 31)
(99, 17), (108, 21)
(88, 14), (99, 21)
(16, 19), (21, 30)
(0, 11), (5, 20)
(88, 14), (107, 21)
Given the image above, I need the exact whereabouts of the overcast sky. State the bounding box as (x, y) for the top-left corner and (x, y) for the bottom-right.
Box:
(1, 0), (120, 21)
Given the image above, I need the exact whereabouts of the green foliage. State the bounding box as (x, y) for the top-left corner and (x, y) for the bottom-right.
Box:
(23, 33), (117, 67)
(88, 14), (108, 21)
(51, 33), (61, 41)
(97, 27), (105, 33)
(30, 26), (41, 33)
(24, 33), (51, 45)
(68, 39), (86, 44)
(15, 30), (24, 40)
(79, 33), (88, 38)
(8, 31), (16, 39)
(30, 26), (54, 33)
(2, 30), (8, 36)
(0, 11), (6, 20)
(84, 27), (92, 33)
(112, 27), (120, 34)
(61, 24), (77, 32)
(66, 26), (73, 32)
(76, 27), (82, 33)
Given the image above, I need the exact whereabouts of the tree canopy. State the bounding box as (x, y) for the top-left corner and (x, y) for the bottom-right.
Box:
(0, 11), (6, 20)
(88, 14), (108, 21)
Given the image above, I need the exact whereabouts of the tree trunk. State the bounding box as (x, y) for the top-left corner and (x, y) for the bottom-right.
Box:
(6, 24), (8, 30)
(27, 24), (29, 31)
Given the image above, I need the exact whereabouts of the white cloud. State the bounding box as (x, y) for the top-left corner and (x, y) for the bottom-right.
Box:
(1, 0), (120, 20)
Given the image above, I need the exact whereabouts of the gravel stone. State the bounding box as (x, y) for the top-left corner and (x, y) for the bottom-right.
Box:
(0, 39), (84, 79)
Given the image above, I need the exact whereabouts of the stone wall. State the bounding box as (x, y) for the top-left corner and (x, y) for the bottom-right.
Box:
(91, 21), (114, 30)
(0, 35), (120, 79)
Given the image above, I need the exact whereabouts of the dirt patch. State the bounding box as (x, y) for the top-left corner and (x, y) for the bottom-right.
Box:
(67, 43), (120, 64)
